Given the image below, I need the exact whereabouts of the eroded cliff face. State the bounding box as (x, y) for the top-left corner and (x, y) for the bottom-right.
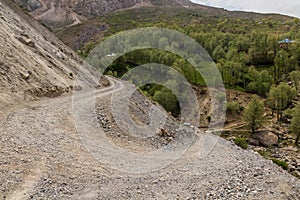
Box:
(0, 0), (99, 108)
(14, 0), (42, 12)
(13, 0), (195, 27)
(73, 0), (143, 18)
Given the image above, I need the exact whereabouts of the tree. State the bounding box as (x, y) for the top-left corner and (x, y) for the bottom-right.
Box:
(243, 96), (265, 134)
(267, 82), (297, 121)
(212, 45), (226, 61)
(246, 66), (272, 96)
(289, 70), (300, 91)
(290, 103), (300, 146)
(273, 50), (289, 82)
(153, 87), (180, 117)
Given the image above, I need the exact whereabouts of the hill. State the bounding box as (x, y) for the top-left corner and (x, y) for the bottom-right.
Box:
(48, 0), (300, 178)
(0, 0), (99, 109)
(14, 0), (292, 28)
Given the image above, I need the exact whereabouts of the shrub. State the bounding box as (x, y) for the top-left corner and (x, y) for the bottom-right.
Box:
(234, 137), (248, 149)
(226, 102), (243, 114)
(271, 158), (289, 170)
(257, 150), (271, 158)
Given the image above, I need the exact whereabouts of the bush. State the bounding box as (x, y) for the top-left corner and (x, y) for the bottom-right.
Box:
(226, 102), (243, 114)
(234, 137), (248, 149)
(271, 158), (289, 170)
(257, 150), (271, 158)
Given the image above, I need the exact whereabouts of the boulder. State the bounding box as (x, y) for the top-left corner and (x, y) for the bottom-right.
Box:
(253, 131), (278, 147)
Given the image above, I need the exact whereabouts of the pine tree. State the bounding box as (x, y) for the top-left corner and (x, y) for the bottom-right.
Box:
(243, 96), (265, 134)
(290, 103), (300, 146)
(267, 83), (297, 121)
(289, 70), (300, 91)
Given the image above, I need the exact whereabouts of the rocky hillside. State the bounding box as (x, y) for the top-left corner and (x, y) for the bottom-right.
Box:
(13, 0), (194, 27)
(0, 0), (99, 109)
(11, 0), (245, 28)
(14, 0), (292, 28)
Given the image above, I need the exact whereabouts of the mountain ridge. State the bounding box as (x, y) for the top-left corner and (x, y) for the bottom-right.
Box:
(14, 0), (293, 28)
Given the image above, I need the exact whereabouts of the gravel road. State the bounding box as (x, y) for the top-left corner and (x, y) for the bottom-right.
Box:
(1, 77), (300, 200)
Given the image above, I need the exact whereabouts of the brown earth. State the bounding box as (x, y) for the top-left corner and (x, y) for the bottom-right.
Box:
(0, 0), (99, 110)
(13, 0), (292, 28)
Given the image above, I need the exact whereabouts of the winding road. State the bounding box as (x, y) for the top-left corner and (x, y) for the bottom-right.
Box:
(1, 77), (300, 199)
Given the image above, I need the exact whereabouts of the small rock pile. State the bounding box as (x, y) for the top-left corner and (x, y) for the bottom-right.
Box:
(96, 104), (113, 132)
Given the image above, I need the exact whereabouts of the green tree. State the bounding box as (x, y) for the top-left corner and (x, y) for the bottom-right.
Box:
(289, 70), (300, 91)
(212, 45), (226, 61)
(243, 96), (265, 134)
(267, 82), (297, 121)
(246, 67), (272, 96)
(273, 50), (289, 82)
(153, 87), (180, 117)
(290, 103), (300, 146)
(243, 96), (264, 134)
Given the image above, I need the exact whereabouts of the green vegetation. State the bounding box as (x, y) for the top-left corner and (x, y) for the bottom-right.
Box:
(267, 83), (297, 121)
(234, 137), (248, 149)
(290, 103), (300, 146)
(58, 7), (300, 140)
(257, 150), (272, 158)
(243, 96), (265, 134)
(153, 87), (180, 117)
(271, 158), (289, 170)
(258, 151), (289, 171)
(290, 70), (300, 91)
(226, 102), (243, 114)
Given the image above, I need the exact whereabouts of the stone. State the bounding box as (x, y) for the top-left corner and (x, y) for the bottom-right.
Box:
(16, 36), (35, 47)
(253, 131), (278, 147)
(19, 70), (31, 80)
(99, 75), (109, 87)
(248, 138), (259, 146)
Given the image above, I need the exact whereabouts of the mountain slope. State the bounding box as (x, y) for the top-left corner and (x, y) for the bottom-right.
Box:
(0, 0), (99, 109)
(15, 0), (293, 29)
(14, 0), (194, 27)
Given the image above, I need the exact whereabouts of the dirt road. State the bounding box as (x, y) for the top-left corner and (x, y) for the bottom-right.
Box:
(1, 77), (300, 199)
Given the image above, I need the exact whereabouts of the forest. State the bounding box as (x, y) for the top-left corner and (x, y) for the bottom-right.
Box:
(61, 7), (300, 148)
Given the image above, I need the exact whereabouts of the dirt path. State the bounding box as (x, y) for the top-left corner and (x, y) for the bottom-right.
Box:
(35, 2), (54, 20)
(1, 77), (300, 199)
(66, 13), (81, 27)
(5, 160), (45, 200)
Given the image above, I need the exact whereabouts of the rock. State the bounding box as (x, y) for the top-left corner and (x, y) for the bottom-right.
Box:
(19, 70), (31, 80)
(16, 36), (35, 47)
(253, 131), (278, 147)
(248, 138), (259, 146)
(99, 76), (109, 87)
(55, 51), (65, 60)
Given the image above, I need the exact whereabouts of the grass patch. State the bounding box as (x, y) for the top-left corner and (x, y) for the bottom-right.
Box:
(234, 137), (248, 149)
(271, 158), (289, 170)
(257, 150), (272, 159)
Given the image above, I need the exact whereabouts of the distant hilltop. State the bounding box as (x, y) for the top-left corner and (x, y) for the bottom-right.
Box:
(14, 0), (293, 28)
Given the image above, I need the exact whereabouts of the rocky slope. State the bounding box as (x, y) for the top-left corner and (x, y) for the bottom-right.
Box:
(1, 75), (300, 199)
(12, 0), (235, 28)
(14, 0), (293, 28)
(0, 0), (99, 109)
